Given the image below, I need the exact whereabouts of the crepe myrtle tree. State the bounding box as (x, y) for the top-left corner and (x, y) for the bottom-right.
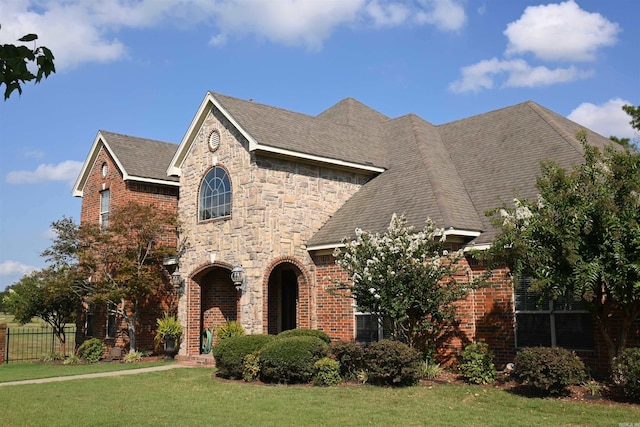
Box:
(333, 214), (473, 354)
(44, 201), (181, 353)
(485, 130), (640, 370)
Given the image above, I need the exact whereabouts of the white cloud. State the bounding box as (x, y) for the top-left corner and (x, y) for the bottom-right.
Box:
(449, 58), (592, 93)
(449, 1), (619, 93)
(0, 0), (467, 68)
(567, 98), (635, 139)
(5, 160), (83, 185)
(504, 0), (620, 62)
(0, 260), (37, 277)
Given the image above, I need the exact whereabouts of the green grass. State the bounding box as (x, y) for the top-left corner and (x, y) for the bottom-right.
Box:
(1, 368), (638, 426)
(0, 360), (174, 383)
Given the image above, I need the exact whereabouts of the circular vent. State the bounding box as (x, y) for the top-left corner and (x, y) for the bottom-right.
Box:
(208, 130), (220, 152)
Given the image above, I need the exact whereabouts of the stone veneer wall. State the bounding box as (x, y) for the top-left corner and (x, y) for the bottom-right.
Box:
(176, 105), (372, 356)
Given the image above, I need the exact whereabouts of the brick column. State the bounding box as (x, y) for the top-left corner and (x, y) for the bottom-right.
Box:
(0, 323), (6, 364)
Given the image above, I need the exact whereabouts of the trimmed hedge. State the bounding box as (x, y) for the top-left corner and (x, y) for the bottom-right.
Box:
(212, 334), (276, 379)
(277, 328), (331, 344)
(515, 347), (586, 395)
(364, 340), (422, 386)
(613, 347), (640, 402)
(259, 336), (329, 384)
(331, 340), (366, 380)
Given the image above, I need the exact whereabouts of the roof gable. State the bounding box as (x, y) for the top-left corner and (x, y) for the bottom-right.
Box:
(73, 131), (178, 197)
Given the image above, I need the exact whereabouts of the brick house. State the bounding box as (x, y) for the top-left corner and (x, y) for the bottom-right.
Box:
(73, 131), (179, 352)
(75, 91), (634, 371)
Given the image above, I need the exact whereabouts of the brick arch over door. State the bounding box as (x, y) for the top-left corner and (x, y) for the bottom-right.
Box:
(189, 262), (238, 354)
(263, 257), (311, 335)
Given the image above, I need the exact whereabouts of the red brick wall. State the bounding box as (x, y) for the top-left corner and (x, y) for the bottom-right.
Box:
(201, 268), (239, 341)
(77, 145), (179, 353)
(0, 323), (6, 363)
(313, 254), (356, 341)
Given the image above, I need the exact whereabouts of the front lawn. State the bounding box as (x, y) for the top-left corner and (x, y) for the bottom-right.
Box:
(0, 360), (173, 383)
(1, 367), (638, 426)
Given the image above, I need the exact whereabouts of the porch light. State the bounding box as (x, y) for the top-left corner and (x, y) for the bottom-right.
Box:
(171, 270), (183, 288)
(231, 265), (247, 292)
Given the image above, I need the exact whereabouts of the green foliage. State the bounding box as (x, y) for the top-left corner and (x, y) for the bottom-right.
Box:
(330, 340), (366, 380)
(123, 351), (143, 363)
(277, 328), (331, 344)
(259, 336), (329, 384)
(40, 352), (64, 363)
(486, 132), (640, 368)
(215, 320), (245, 341)
(0, 25), (56, 100)
(43, 202), (181, 352)
(420, 361), (443, 380)
(613, 347), (640, 401)
(212, 334), (276, 379)
(63, 355), (81, 365)
(333, 214), (473, 353)
(313, 357), (342, 386)
(77, 338), (105, 363)
(242, 352), (261, 382)
(154, 313), (182, 347)
(459, 342), (497, 384)
(364, 340), (422, 386)
(3, 267), (80, 356)
(515, 347), (587, 395)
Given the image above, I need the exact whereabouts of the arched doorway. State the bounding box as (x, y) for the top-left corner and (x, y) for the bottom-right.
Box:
(267, 263), (301, 335)
(198, 267), (238, 353)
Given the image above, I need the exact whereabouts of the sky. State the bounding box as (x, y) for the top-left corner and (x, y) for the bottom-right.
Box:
(0, 0), (638, 291)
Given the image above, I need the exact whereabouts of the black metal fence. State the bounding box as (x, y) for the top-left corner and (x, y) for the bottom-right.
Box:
(5, 326), (77, 363)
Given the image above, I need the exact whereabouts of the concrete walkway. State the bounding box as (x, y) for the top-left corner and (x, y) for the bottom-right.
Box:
(0, 364), (190, 387)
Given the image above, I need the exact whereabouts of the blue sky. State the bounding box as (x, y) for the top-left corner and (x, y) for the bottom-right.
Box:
(0, 0), (638, 290)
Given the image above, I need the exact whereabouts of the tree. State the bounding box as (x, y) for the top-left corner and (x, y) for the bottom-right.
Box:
(486, 130), (640, 369)
(3, 267), (80, 355)
(611, 104), (639, 151)
(332, 214), (472, 354)
(0, 25), (55, 100)
(44, 201), (179, 353)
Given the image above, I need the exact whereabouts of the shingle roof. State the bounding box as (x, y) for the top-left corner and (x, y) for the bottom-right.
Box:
(100, 131), (179, 183)
(212, 93), (389, 169)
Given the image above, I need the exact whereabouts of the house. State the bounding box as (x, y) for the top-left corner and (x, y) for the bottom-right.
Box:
(73, 131), (179, 351)
(74, 91), (631, 371)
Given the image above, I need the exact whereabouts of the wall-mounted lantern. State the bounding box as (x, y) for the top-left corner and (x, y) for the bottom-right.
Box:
(231, 265), (247, 293)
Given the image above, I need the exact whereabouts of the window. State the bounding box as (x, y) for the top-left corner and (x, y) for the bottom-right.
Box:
(515, 277), (594, 350)
(355, 313), (391, 343)
(85, 306), (94, 337)
(106, 303), (117, 338)
(199, 166), (231, 221)
(100, 189), (110, 227)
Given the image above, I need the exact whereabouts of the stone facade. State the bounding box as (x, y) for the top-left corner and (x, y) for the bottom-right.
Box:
(176, 106), (372, 356)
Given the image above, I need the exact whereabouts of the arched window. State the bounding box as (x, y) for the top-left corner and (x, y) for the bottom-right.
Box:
(199, 166), (231, 221)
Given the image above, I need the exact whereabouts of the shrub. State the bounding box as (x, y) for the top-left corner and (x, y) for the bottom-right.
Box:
(40, 352), (64, 362)
(331, 340), (366, 380)
(515, 347), (586, 395)
(212, 334), (276, 379)
(420, 361), (443, 380)
(459, 342), (497, 385)
(123, 350), (143, 363)
(77, 338), (105, 363)
(242, 352), (261, 382)
(259, 336), (329, 384)
(364, 340), (422, 386)
(277, 328), (331, 344)
(215, 321), (245, 341)
(613, 347), (640, 401)
(63, 355), (81, 365)
(313, 357), (342, 386)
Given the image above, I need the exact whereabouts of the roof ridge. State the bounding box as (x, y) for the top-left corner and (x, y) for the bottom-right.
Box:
(524, 101), (584, 155)
(99, 130), (177, 146)
(210, 92), (316, 119)
(407, 114), (455, 227)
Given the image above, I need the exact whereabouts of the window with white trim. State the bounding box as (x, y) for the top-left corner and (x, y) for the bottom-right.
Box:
(199, 166), (231, 221)
(106, 303), (117, 338)
(100, 189), (110, 227)
(355, 312), (391, 343)
(515, 277), (594, 350)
